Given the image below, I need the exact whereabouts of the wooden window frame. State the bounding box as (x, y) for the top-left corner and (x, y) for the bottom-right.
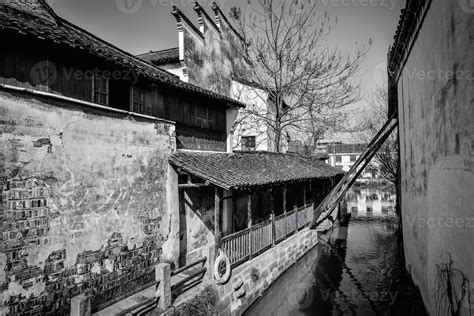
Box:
(241, 136), (256, 151)
(131, 85), (145, 114)
(92, 74), (109, 106)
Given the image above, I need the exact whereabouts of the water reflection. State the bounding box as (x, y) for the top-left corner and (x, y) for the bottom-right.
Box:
(346, 185), (396, 218)
(245, 186), (426, 316)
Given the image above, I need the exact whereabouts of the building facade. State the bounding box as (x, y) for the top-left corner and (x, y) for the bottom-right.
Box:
(388, 0), (473, 314)
(0, 1), (344, 314)
(137, 3), (287, 153)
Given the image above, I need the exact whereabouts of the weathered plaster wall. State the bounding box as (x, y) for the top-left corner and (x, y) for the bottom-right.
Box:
(0, 91), (179, 314)
(180, 10), (248, 98)
(179, 188), (215, 265)
(397, 1), (473, 314)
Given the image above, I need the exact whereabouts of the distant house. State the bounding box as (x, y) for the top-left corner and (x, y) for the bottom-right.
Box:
(318, 142), (367, 171)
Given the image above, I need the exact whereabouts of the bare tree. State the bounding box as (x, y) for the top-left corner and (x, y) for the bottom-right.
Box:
(359, 85), (398, 186)
(229, 0), (370, 152)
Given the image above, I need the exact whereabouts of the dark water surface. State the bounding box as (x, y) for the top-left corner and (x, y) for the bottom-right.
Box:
(244, 207), (426, 315)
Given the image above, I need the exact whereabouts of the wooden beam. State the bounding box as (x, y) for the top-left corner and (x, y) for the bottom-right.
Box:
(178, 183), (210, 189)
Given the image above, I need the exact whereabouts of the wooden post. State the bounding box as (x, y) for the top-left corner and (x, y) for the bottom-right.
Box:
(283, 185), (287, 238)
(247, 193), (252, 259)
(270, 189), (275, 246)
(231, 196), (236, 233)
(214, 187), (221, 251)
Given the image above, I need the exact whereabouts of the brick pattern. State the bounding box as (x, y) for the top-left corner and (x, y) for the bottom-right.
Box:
(1, 177), (162, 315)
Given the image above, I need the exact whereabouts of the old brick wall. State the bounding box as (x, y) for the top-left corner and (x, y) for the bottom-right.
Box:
(396, 0), (473, 314)
(0, 90), (179, 314)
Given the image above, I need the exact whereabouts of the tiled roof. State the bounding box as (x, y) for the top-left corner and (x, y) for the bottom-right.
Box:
(137, 48), (180, 65)
(0, 2), (245, 108)
(169, 150), (344, 190)
(326, 143), (367, 154)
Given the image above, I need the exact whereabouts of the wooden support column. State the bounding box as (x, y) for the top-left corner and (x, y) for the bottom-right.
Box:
(270, 189), (275, 246)
(303, 183), (307, 207)
(247, 193), (253, 259)
(231, 196), (236, 234)
(214, 187), (221, 251)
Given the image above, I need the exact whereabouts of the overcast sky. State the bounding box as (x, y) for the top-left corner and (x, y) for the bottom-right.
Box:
(52, 0), (405, 142)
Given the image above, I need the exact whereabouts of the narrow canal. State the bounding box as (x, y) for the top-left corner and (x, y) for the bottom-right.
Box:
(244, 185), (426, 316)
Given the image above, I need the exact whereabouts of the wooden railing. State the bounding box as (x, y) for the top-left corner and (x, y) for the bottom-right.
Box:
(221, 203), (314, 267)
(220, 229), (250, 267)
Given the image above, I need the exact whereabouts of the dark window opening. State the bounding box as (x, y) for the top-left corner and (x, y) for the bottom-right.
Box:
(241, 136), (256, 151)
(350, 155), (357, 162)
(195, 104), (214, 129)
(335, 155), (342, 163)
(132, 86), (145, 114)
(93, 75), (109, 105)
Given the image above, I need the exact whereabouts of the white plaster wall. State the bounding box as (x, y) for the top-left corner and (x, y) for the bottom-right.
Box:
(231, 80), (272, 151)
(397, 1), (474, 313)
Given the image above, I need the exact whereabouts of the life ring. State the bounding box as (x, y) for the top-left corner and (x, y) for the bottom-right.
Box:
(214, 250), (231, 285)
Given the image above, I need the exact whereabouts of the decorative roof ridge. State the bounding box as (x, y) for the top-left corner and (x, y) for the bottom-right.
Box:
(387, 0), (432, 80)
(194, 2), (220, 34)
(211, 1), (246, 43)
(172, 5), (205, 40)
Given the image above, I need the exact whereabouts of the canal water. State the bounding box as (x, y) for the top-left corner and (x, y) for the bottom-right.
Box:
(244, 185), (426, 316)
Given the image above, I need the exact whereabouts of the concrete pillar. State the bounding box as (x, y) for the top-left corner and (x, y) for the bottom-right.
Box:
(70, 295), (91, 316)
(155, 263), (171, 311)
(206, 245), (216, 281)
